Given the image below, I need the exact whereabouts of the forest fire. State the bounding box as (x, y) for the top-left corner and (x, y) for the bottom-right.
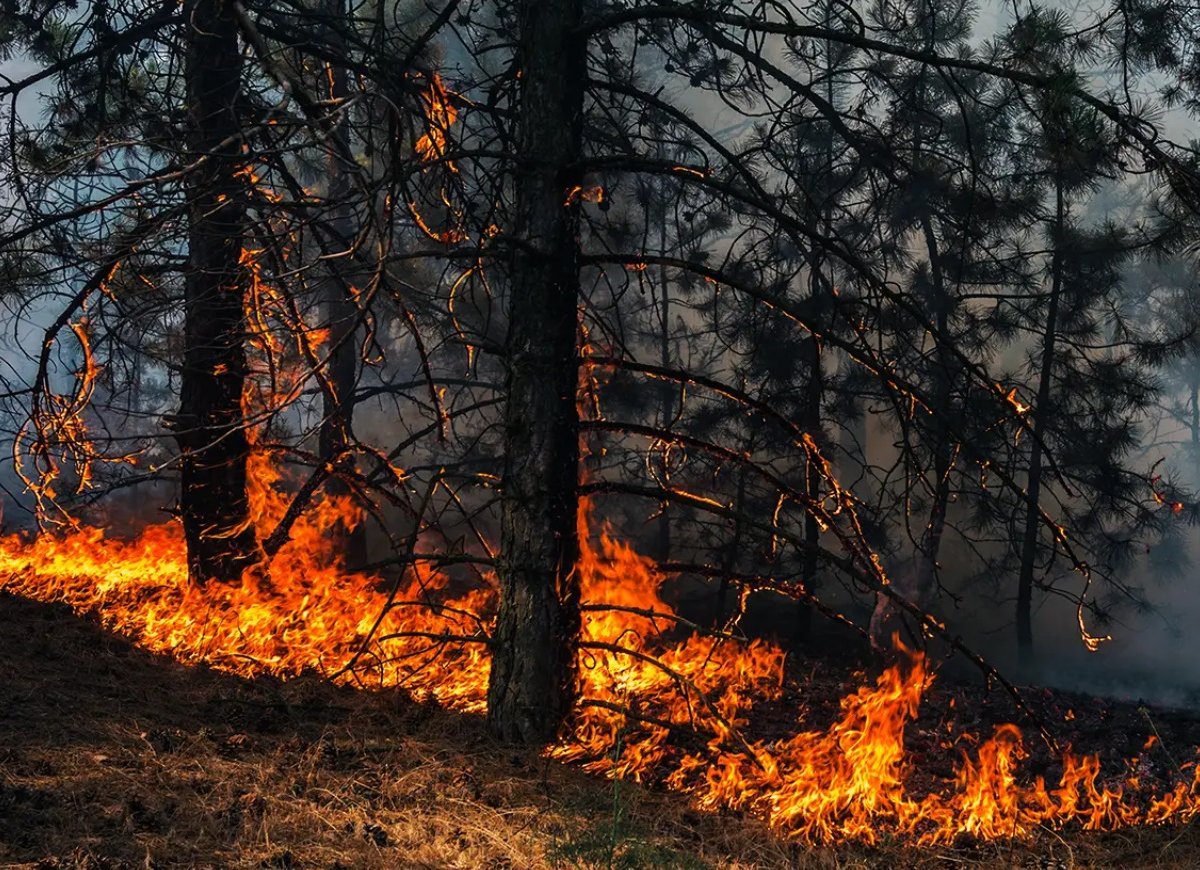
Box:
(10, 0), (1200, 862)
(2, 497), (1199, 847)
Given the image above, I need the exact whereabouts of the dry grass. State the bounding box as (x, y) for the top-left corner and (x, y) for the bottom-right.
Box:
(0, 590), (1197, 869)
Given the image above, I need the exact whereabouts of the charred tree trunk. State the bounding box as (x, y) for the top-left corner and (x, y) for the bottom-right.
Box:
(485, 0), (585, 744)
(657, 224), (673, 562)
(1191, 377), (1199, 449)
(797, 250), (829, 645)
(1189, 376), (1200, 487)
(318, 0), (368, 569)
(1188, 376), (1200, 485)
(798, 40), (836, 642)
(867, 19), (950, 646)
(919, 213), (953, 579)
(715, 459), (750, 626)
(1016, 176), (1065, 667)
(868, 219), (949, 653)
(798, 342), (822, 645)
(171, 0), (258, 585)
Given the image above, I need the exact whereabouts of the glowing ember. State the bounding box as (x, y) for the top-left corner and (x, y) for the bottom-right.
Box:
(2, 495), (1199, 845)
(414, 73), (458, 166)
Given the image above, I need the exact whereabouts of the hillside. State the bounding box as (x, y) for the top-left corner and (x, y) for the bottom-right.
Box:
(2, 590), (1199, 870)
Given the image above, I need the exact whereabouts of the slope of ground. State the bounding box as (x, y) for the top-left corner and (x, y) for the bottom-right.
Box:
(0, 589), (1198, 869)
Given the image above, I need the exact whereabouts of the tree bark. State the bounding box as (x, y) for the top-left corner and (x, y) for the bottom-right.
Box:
(918, 212), (953, 585)
(657, 222), (673, 562)
(798, 328), (822, 644)
(799, 27), (836, 642)
(317, 0), (368, 569)
(1191, 378), (1199, 449)
(798, 245), (830, 644)
(172, 0), (259, 585)
(715, 461), (749, 626)
(486, 0), (585, 744)
(1016, 176), (1065, 667)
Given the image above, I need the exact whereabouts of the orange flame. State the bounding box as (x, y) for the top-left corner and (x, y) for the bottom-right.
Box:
(564, 184), (605, 206)
(2, 497), (1200, 843)
(415, 73), (458, 167)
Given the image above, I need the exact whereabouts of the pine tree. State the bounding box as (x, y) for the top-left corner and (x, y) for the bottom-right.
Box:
(486, 0), (587, 743)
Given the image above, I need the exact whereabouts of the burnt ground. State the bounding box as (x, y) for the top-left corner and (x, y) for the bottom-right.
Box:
(1, 590), (1199, 869)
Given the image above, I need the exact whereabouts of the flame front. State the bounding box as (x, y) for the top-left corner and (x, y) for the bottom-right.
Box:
(2, 496), (1199, 845)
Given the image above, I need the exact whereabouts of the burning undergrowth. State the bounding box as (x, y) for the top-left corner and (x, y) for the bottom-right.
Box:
(1, 486), (1200, 850)
(0, 590), (792, 870)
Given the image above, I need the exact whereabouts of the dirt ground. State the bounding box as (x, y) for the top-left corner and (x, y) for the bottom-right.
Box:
(1, 589), (1199, 869)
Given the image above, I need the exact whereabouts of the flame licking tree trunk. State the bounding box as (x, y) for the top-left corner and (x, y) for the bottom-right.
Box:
(486, 0), (585, 743)
(171, 0), (259, 585)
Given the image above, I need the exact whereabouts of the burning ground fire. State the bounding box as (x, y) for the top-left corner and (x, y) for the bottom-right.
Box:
(4, 233), (1198, 847)
(2, 484), (1200, 847)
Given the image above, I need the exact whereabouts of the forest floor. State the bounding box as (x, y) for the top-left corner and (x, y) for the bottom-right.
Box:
(1, 590), (1199, 870)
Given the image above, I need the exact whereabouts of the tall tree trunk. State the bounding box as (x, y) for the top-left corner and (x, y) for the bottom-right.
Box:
(715, 461), (750, 626)
(920, 213), (953, 573)
(870, 30), (951, 649)
(1190, 377), (1199, 449)
(1016, 176), (1065, 666)
(1189, 376), (1200, 487)
(798, 313), (822, 645)
(798, 26), (836, 642)
(911, 18), (951, 604)
(318, 0), (368, 569)
(656, 222), (673, 562)
(486, 0), (585, 744)
(1188, 376), (1200, 488)
(172, 0), (258, 585)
